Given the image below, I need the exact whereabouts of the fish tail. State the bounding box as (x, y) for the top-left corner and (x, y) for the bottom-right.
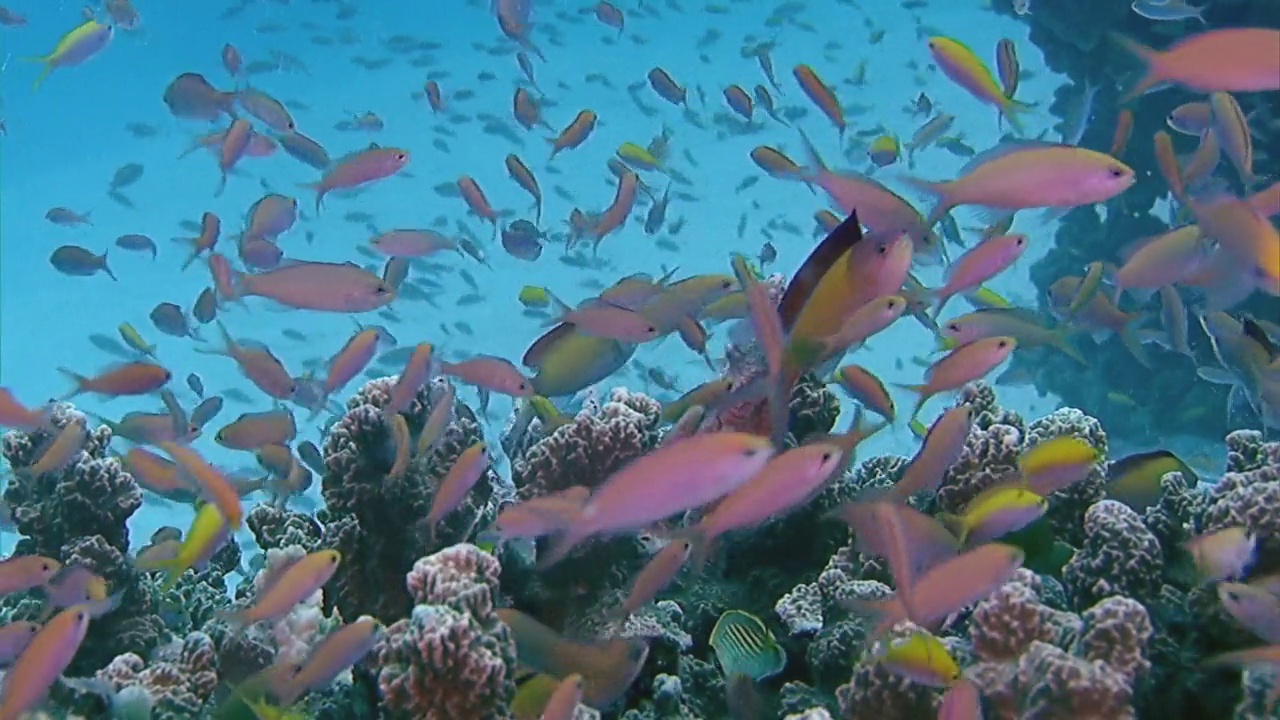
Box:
(1053, 331), (1088, 365)
(1117, 314), (1153, 369)
(32, 65), (51, 91)
(215, 608), (248, 633)
(936, 513), (969, 546)
(796, 128), (826, 181)
(1001, 97), (1033, 136)
(536, 526), (589, 570)
(1110, 33), (1161, 103)
(893, 384), (929, 421)
(901, 177), (953, 230)
(768, 364), (799, 450)
(56, 368), (87, 400)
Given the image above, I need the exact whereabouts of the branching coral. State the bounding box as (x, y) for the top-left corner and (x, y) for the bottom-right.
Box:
(375, 543), (515, 720)
(511, 387), (661, 500)
(318, 376), (498, 623)
(967, 569), (1152, 720)
(97, 631), (220, 719)
(1062, 500), (1164, 607)
(1, 404), (142, 556)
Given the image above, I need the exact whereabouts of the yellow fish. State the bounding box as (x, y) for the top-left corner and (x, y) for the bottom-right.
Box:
(135, 502), (229, 591)
(939, 484), (1048, 545)
(528, 395), (573, 431)
(117, 323), (157, 358)
(876, 630), (960, 688)
(26, 20), (114, 90)
(518, 285), (552, 309)
(867, 135), (900, 167)
(616, 142), (663, 172)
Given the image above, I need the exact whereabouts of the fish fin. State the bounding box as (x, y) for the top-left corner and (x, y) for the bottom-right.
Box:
(1052, 332), (1088, 365)
(1109, 34), (1161, 103)
(795, 127), (827, 181)
(1117, 315), (1153, 369)
(893, 384), (930, 421)
(536, 526), (590, 570)
(900, 177), (952, 229)
(935, 513), (969, 546)
(56, 368), (89, 400)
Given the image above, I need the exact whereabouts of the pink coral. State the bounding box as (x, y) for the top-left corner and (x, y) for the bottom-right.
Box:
(375, 544), (515, 719)
(97, 632), (220, 716)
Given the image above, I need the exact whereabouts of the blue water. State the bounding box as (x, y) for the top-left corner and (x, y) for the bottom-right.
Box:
(0, 0), (1184, 555)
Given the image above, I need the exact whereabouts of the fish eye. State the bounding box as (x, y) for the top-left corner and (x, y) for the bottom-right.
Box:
(328, 554), (339, 565)
(946, 322), (960, 332)
(998, 340), (1009, 348)
(721, 279), (733, 289)
(75, 610), (88, 621)
(647, 326), (658, 333)
(1226, 590), (1240, 601)
(395, 153), (408, 161)
(1108, 167), (1126, 178)
(821, 452), (834, 462)
(1015, 237), (1026, 246)
(41, 562), (52, 572)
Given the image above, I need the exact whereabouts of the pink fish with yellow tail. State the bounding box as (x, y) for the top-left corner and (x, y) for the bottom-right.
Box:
(0, 606), (91, 719)
(303, 145), (409, 212)
(928, 36), (1031, 133)
(1113, 28), (1280, 102)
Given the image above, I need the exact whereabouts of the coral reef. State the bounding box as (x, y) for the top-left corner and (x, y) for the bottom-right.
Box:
(374, 543), (516, 719)
(318, 376), (501, 623)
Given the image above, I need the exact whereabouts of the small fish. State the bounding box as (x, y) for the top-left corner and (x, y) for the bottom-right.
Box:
(938, 484), (1048, 545)
(1105, 450), (1199, 512)
(709, 610), (786, 681)
(49, 245), (115, 280)
(25, 20), (113, 90)
(928, 36), (1030, 132)
(615, 538), (692, 617)
(0, 556), (62, 597)
(876, 630), (960, 687)
(218, 550), (341, 629)
(1185, 526), (1255, 582)
(1017, 435), (1099, 496)
(898, 337), (1017, 420)
(1218, 582), (1280, 643)
(0, 606), (91, 719)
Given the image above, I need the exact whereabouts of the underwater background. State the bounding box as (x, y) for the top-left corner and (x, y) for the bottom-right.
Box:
(0, 0), (1277, 717)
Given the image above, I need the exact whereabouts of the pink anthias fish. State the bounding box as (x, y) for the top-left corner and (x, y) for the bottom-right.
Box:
(303, 146), (410, 212)
(796, 130), (941, 263)
(1113, 28), (1280, 101)
(910, 142), (1135, 228)
(538, 432), (776, 568)
(930, 233), (1027, 315)
(0, 606), (91, 720)
(899, 337), (1018, 420)
(228, 260), (396, 313)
